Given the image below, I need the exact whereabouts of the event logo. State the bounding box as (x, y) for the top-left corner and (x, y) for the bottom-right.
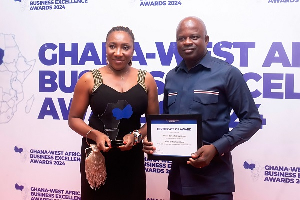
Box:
(244, 161), (256, 170)
(13, 144), (81, 166)
(15, 183), (25, 191)
(28, 0), (89, 11)
(268, 0), (299, 3)
(145, 157), (172, 173)
(0, 33), (35, 124)
(12, 144), (82, 198)
(14, 146), (24, 153)
(14, 145), (29, 163)
(140, 0), (183, 6)
(244, 160), (300, 184)
(264, 165), (300, 184)
(36, 40), (300, 129)
(29, 148), (81, 165)
(13, 182), (81, 200)
(30, 187), (81, 199)
(13, 177), (81, 200)
(14, 182), (30, 200)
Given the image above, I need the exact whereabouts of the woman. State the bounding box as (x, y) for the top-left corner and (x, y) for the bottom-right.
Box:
(68, 26), (159, 200)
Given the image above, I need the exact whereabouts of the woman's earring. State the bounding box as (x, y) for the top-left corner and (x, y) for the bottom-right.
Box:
(106, 54), (109, 64)
(128, 59), (132, 66)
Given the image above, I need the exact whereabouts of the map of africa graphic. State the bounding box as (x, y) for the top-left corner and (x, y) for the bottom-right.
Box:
(0, 33), (35, 124)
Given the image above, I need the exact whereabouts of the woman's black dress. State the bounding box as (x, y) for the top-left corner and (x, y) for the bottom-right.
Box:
(80, 69), (148, 200)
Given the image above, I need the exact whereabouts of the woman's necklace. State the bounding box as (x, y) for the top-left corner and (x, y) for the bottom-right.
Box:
(107, 65), (129, 80)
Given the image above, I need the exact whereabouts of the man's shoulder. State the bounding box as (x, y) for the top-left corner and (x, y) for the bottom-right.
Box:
(165, 66), (178, 77)
(202, 56), (244, 81)
(208, 55), (232, 68)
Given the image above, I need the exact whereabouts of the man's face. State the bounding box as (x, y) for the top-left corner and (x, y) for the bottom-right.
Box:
(176, 19), (209, 63)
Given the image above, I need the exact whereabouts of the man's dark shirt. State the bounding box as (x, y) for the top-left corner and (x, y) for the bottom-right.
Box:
(163, 53), (262, 195)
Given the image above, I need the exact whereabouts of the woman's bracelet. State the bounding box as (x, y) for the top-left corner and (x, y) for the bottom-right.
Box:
(85, 129), (94, 146)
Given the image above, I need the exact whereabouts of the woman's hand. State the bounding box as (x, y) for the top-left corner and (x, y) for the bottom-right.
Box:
(94, 131), (112, 152)
(119, 133), (135, 151)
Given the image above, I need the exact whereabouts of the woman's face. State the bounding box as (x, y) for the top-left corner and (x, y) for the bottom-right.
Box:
(106, 31), (134, 70)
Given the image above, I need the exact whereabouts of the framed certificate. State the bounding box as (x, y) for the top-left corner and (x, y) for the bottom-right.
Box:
(146, 114), (202, 161)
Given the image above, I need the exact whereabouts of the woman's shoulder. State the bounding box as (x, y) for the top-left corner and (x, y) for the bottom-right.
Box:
(79, 70), (94, 82)
(78, 68), (103, 85)
(132, 67), (149, 76)
(82, 67), (105, 79)
(137, 69), (156, 92)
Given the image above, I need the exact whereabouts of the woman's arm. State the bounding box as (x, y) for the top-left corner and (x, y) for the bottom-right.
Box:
(68, 71), (111, 151)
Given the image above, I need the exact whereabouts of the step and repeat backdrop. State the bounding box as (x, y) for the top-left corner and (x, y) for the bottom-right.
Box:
(0, 0), (299, 199)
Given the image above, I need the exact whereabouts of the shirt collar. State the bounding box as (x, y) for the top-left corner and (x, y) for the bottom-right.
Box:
(175, 52), (212, 72)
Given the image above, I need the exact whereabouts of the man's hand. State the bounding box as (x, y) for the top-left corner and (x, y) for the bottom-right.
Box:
(142, 136), (156, 154)
(187, 144), (218, 168)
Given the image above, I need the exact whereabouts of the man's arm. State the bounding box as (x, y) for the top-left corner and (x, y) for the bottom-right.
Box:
(212, 67), (262, 156)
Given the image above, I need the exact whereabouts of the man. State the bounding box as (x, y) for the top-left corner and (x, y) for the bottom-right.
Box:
(143, 16), (262, 200)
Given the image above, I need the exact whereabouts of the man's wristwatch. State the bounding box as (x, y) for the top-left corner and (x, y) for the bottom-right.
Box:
(132, 130), (142, 144)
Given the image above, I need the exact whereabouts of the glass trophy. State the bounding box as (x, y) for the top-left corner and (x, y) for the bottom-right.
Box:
(99, 100), (133, 147)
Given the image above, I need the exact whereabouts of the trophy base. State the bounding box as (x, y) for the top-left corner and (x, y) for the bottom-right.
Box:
(111, 140), (124, 147)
